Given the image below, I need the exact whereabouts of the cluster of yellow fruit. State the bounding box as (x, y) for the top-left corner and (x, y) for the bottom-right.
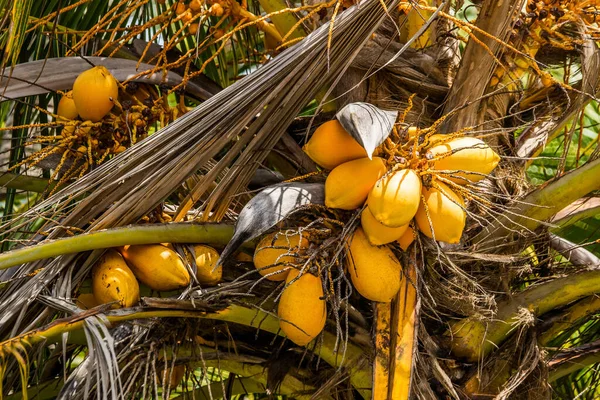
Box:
(55, 66), (140, 159)
(302, 119), (500, 302)
(42, 66), (179, 179)
(252, 232), (326, 346)
(80, 244), (222, 309)
(58, 66), (118, 123)
(175, 0), (224, 35)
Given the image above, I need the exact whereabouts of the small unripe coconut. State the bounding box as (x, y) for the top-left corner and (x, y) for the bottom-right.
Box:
(367, 169), (422, 227)
(414, 182), (466, 244)
(175, 1), (187, 14)
(189, 0), (202, 12)
(209, 3), (224, 16)
(278, 269), (326, 346)
(57, 91), (79, 120)
(72, 66), (119, 122)
(325, 157), (387, 210)
(92, 250), (140, 308)
(427, 137), (500, 185)
(253, 232), (309, 281)
(213, 28), (225, 39)
(303, 120), (368, 170)
(360, 208), (409, 246)
(347, 228), (402, 302)
(180, 9), (193, 22)
(396, 226), (416, 251)
(189, 23), (199, 35)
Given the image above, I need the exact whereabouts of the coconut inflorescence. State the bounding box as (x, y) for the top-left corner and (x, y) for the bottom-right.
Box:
(85, 241), (230, 309)
(307, 116), (500, 247)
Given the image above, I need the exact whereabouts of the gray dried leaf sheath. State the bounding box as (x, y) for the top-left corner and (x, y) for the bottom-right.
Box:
(218, 182), (324, 264)
(335, 102), (397, 158)
(0, 57), (213, 101)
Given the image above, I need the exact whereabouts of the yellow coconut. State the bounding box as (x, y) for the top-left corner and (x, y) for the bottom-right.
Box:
(75, 293), (99, 310)
(367, 169), (422, 227)
(303, 120), (368, 170)
(121, 244), (190, 291)
(360, 208), (409, 246)
(72, 66), (119, 122)
(57, 91), (79, 120)
(427, 136), (500, 184)
(253, 232), (309, 281)
(92, 250), (140, 308)
(187, 245), (222, 286)
(347, 228), (402, 302)
(325, 157), (387, 210)
(414, 182), (466, 244)
(396, 226), (416, 251)
(278, 269), (326, 346)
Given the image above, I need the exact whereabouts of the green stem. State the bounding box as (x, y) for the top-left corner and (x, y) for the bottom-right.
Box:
(5, 377), (62, 400)
(173, 376), (266, 400)
(448, 270), (600, 361)
(0, 223), (239, 270)
(3, 303), (372, 398)
(538, 295), (600, 346)
(550, 196), (600, 230)
(0, 173), (49, 193)
(474, 157), (600, 246)
(548, 342), (600, 382)
(197, 360), (315, 399)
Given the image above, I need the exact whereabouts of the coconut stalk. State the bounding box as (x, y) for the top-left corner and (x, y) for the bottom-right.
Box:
(448, 269), (600, 361)
(197, 359), (316, 399)
(0, 173), (49, 193)
(0, 302), (372, 398)
(548, 339), (600, 382)
(257, 0), (306, 41)
(538, 295), (600, 346)
(474, 157), (600, 248)
(372, 256), (419, 399)
(372, 302), (392, 399)
(0, 223), (238, 271)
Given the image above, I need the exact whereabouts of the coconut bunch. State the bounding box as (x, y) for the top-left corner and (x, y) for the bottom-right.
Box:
(229, 105), (501, 346)
(40, 66), (182, 179)
(301, 115), (500, 302)
(250, 231), (326, 346)
(81, 244), (222, 310)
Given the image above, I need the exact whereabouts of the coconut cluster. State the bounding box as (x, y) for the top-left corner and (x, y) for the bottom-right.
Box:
(83, 244), (222, 310)
(252, 231), (326, 346)
(45, 66), (173, 175)
(305, 120), (500, 245)
(301, 119), (500, 302)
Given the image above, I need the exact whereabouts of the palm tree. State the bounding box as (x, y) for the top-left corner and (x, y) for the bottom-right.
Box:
(1, 0), (600, 398)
